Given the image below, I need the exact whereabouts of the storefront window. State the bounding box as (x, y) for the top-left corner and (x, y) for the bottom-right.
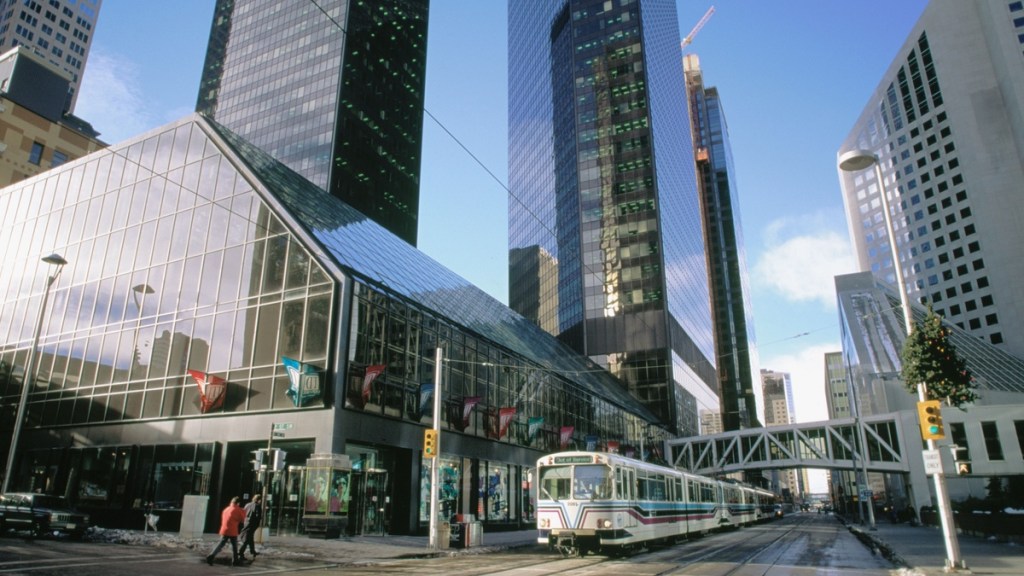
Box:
(420, 456), (461, 523)
(479, 462), (511, 522)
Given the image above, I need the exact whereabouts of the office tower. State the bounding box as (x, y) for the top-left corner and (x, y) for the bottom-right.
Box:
(196, 0), (428, 245)
(0, 46), (103, 184)
(508, 0), (716, 437)
(760, 369), (799, 499)
(837, 0), (1024, 361)
(760, 369), (794, 427)
(0, 0), (100, 113)
(823, 351), (851, 420)
(685, 54), (761, 431)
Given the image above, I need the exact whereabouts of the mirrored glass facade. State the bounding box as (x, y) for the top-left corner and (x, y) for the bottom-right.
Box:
(0, 120), (333, 425)
(685, 57), (761, 431)
(0, 114), (668, 533)
(508, 0), (716, 436)
(197, 0), (428, 245)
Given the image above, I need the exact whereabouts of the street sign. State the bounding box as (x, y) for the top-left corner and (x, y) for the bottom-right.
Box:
(922, 448), (942, 475)
(273, 422), (294, 431)
(859, 489), (872, 500)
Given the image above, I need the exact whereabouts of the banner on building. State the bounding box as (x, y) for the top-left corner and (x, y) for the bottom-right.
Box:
(462, 397), (481, 428)
(526, 417), (544, 446)
(188, 369), (226, 413)
(559, 426), (575, 449)
(282, 357), (323, 407)
(417, 382), (434, 418)
(585, 434), (599, 451)
(606, 440), (619, 454)
(354, 364), (386, 409)
(487, 406), (518, 439)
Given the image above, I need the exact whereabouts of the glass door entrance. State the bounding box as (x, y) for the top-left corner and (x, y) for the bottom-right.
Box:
(349, 469), (388, 535)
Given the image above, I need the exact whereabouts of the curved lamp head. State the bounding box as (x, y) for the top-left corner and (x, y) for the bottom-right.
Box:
(837, 149), (878, 172)
(41, 253), (67, 266)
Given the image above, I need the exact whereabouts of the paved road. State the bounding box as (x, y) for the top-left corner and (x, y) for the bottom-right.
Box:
(1, 512), (1021, 575)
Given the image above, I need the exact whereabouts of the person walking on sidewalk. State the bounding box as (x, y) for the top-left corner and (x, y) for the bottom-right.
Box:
(238, 494), (263, 563)
(206, 496), (246, 566)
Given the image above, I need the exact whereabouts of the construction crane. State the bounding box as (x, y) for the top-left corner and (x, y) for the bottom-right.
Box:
(681, 5), (715, 49)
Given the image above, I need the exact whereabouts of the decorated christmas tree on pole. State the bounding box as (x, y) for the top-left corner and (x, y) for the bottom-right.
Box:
(900, 307), (979, 408)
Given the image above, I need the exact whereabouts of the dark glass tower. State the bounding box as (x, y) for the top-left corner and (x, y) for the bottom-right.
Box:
(196, 0), (428, 245)
(508, 0), (717, 437)
(685, 55), (761, 432)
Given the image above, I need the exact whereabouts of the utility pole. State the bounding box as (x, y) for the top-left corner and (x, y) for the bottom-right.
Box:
(428, 347), (442, 549)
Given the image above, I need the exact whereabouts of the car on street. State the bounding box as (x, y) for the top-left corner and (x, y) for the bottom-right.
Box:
(0, 492), (91, 538)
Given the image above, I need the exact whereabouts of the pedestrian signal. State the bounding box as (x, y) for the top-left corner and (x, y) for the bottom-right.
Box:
(423, 428), (438, 458)
(956, 461), (972, 475)
(917, 400), (945, 441)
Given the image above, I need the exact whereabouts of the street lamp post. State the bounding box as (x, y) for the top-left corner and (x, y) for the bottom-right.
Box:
(838, 149), (964, 570)
(2, 253), (67, 494)
(844, 363), (876, 529)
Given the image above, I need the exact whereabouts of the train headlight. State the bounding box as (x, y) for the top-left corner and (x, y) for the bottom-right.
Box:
(539, 518), (550, 528)
(599, 518), (612, 529)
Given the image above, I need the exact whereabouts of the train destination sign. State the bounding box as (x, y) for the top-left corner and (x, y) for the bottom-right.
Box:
(553, 456), (594, 464)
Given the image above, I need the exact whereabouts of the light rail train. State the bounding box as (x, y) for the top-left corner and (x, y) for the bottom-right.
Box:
(536, 451), (777, 556)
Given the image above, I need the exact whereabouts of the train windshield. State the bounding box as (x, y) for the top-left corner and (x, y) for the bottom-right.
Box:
(538, 464), (612, 501)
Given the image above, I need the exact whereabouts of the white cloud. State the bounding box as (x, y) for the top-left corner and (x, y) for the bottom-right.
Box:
(760, 342), (840, 424)
(753, 219), (856, 308)
(75, 50), (152, 144)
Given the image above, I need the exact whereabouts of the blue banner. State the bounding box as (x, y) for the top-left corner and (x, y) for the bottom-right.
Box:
(282, 356), (323, 407)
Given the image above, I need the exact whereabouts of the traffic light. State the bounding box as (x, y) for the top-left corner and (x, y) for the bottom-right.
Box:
(423, 428), (438, 458)
(917, 399), (945, 441)
(251, 449), (265, 471)
(272, 448), (288, 471)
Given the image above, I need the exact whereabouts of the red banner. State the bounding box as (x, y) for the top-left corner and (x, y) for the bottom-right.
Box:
(188, 369), (226, 413)
(559, 426), (575, 449)
(606, 440), (620, 454)
(360, 364), (386, 408)
(499, 407), (516, 439)
(462, 396), (481, 429)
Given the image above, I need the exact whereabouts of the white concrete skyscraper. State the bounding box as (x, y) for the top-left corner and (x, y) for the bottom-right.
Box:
(837, 0), (1024, 361)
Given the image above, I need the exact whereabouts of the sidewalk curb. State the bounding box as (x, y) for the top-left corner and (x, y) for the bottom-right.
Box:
(847, 525), (910, 570)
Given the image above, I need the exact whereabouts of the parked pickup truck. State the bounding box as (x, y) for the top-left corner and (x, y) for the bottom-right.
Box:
(0, 493), (90, 538)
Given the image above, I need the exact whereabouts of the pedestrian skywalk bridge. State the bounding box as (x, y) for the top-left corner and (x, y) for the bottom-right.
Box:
(668, 411), (920, 476)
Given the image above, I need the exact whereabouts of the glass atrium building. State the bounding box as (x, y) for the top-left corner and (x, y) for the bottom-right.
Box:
(197, 0), (428, 246)
(508, 0), (717, 437)
(0, 115), (666, 535)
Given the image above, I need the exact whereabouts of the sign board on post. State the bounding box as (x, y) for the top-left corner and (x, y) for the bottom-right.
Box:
(859, 489), (872, 500)
(922, 448), (942, 475)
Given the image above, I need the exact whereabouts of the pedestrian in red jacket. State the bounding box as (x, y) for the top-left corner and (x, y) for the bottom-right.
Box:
(206, 496), (247, 566)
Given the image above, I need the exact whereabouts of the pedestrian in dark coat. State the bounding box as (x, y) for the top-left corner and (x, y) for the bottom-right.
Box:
(206, 496), (246, 566)
(238, 494), (263, 562)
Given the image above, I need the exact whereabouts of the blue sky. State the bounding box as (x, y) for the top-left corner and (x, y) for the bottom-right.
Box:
(75, 0), (929, 432)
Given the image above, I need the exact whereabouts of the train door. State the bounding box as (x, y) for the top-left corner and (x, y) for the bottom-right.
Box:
(350, 468), (389, 535)
(617, 466), (637, 528)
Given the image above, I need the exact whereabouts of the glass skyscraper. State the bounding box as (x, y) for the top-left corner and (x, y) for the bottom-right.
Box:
(196, 0), (428, 245)
(685, 54), (761, 432)
(508, 0), (716, 436)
